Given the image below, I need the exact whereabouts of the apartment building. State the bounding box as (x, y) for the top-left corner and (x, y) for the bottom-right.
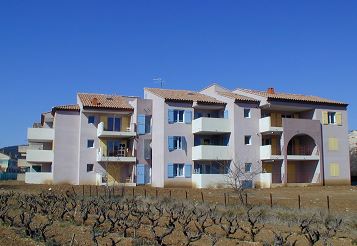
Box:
(25, 84), (350, 187)
(26, 93), (152, 185)
(201, 84), (350, 186)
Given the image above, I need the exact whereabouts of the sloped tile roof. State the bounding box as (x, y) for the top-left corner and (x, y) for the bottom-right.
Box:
(236, 88), (348, 106)
(78, 93), (133, 110)
(51, 104), (80, 114)
(145, 88), (225, 104)
(218, 91), (259, 103)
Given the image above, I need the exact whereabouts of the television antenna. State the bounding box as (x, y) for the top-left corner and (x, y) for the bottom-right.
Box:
(153, 77), (165, 88)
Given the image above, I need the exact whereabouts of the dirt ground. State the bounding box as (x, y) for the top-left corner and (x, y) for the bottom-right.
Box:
(1, 181), (356, 213)
(0, 181), (356, 246)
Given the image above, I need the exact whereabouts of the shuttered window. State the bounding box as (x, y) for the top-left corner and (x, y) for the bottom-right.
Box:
(328, 138), (339, 151)
(329, 163), (340, 177)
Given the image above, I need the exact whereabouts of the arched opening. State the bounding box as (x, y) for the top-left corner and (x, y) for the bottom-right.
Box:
(286, 134), (320, 183)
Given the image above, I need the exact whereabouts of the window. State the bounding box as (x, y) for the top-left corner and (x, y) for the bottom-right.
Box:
(173, 164), (184, 177)
(107, 117), (121, 131)
(328, 112), (336, 124)
(174, 110), (184, 123)
(88, 116), (95, 124)
(87, 164), (94, 172)
(245, 163), (252, 173)
(244, 108), (251, 118)
(329, 163), (340, 177)
(87, 140), (94, 148)
(328, 138), (339, 151)
(245, 135), (252, 145)
(174, 136), (182, 150)
(281, 114), (292, 118)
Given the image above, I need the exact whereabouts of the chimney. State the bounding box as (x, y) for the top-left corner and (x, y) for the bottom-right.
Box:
(267, 87), (275, 94)
(91, 97), (98, 105)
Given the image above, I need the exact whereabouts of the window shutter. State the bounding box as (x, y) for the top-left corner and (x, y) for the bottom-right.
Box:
(184, 164), (192, 178)
(336, 112), (342, 126)
(138, 115), (146, 135)
(184, 110), (192, 124)
(329, 163), (340, 177)
(322, 112), (328, 125)
(168, 109), (174, 124)
(182, 136), (187, 151)
(168, 163), (174, 178)
(168, 136), (174, 151)
(224, 110), (228, 119)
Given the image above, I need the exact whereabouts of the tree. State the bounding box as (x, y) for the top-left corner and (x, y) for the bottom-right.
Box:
(225, 160), (261, 205)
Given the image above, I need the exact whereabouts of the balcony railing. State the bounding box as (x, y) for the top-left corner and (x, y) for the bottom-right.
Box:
(191, 174), (228, 188)
(192, 117), (230, 134)
(97, 122), (136, 138)
(96, 148), (136, 162)
(260, 145), (283, 160)
(26, 150), (53, 163)
(259, 117), (283, 134)
(27, 128), (54, 142)
(192, 145), (231, 161)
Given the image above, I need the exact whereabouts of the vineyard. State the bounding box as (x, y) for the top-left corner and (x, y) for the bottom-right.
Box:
(0, 186), (356, 245)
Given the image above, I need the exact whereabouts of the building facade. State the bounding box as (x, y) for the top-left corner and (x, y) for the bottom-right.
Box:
(25, 84), (351, 187)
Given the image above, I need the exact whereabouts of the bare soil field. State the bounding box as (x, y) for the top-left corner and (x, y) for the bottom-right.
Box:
(0, 181), (356, 246)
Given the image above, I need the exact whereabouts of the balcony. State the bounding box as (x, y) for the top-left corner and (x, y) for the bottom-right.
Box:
(192, 145), (231, 161)
(260, 145), (283, 160)
(27, 128), (54, 142)
(25, 172), (53, 184)
(192, 117), (230, 134)
(287, 146), (319, 161)
(26, 150), (53, 163)
(97, 122), (136, 138)
(260, 145), (319, 161)
(191, 174), (229, 188)
(96, 148), (136, 163)
(259, 117), (283, 134)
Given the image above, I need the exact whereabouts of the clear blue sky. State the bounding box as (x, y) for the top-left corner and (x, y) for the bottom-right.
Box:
(1, 0), (356, 148)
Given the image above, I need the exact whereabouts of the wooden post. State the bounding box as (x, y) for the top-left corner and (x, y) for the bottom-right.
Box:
(245, 193), (248, 205)
(144, 189), (147, 198)
(112, 186), (115, 197)
(270, 193), (273, 208)
(185, 190), (188, 199)
(201, 191), (204, 203)
(96, 186), (98, 197)
(327, 195), (330, 212)
(227, 193), (229, 205)
(224, 193), (227, 207)
(169, 190), (172, 198)
(156, 188), (158, 198)
(132, 188), (135, 198)
(82, 185), (84, 197)
(298, 195), (301, 209)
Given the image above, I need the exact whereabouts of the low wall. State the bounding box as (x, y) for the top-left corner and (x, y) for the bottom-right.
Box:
(253, 173), (272, 188)
(25, 172), (53, 184)
(192, 174), (229, 188)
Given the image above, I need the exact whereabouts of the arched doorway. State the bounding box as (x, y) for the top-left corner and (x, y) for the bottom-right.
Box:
(286, 134), (320, 183)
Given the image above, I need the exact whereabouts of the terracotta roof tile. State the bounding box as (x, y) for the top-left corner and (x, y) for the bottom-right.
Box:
(145, 88), (225, 104)
(51, 104), (80, 114)
(78, 93), (133, 110)
(236, 88), (347, 106)
(218, 91), (259, 102)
